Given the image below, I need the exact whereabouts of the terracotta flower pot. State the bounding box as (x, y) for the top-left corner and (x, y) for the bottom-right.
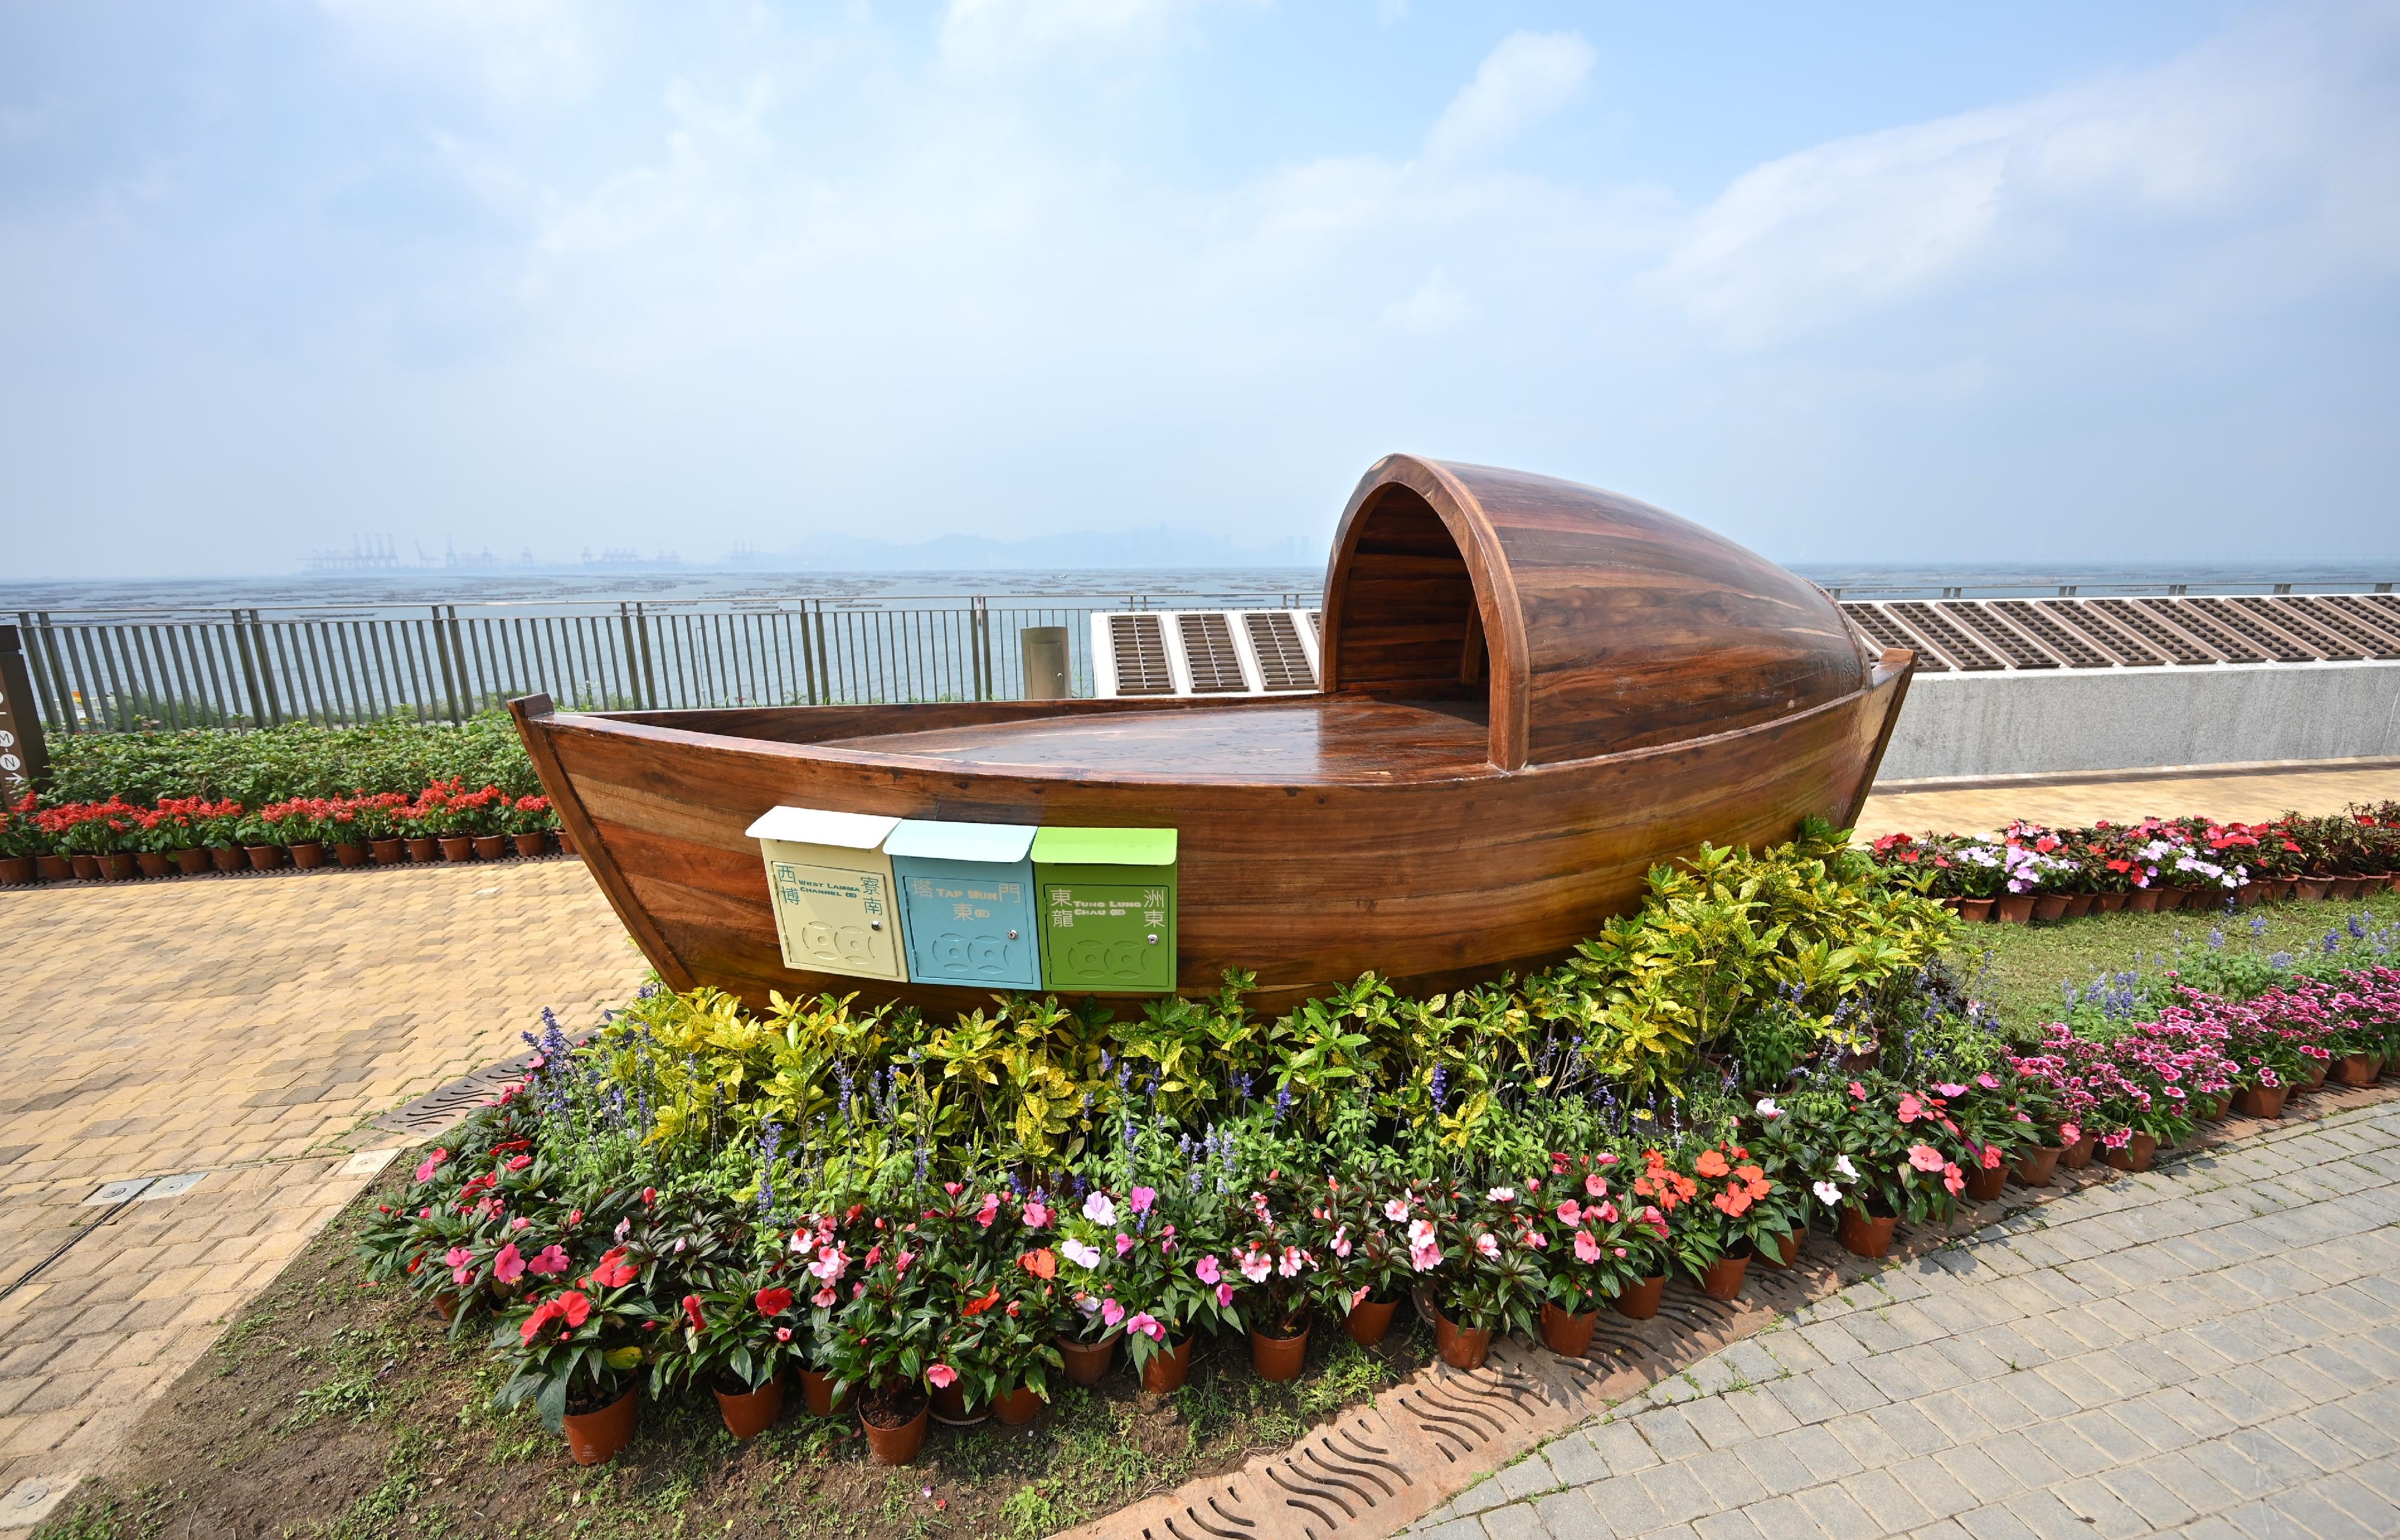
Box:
(2013, 1146), (2063, 1188)
(175, 848), (211, 875)
(2126, 887), (2163, 912)
(2231, 1083), (2288, 1119)
(1249, 1316), (1310, 1382)
(715, 1373), (784, 1440)
(2296, 877), (2332, 901)
(1994, 894), (2036, 923)
(0, 856), (35, 885)
(437, 834), (475, 861)
(473, 833), (508, 860)
(244, 843), (286, 872)
(99, 852), (136, 879)
(1757, 1226), (1803, 1269)
(289, 841), (326, 869)
(405, 836), (439, 862)
(562, 1385), (637, 1466)
(37, 854), (75, 881)
(1433, 1312), (1491, 1370)
(1699, 1252), (1751, 1301)
(332, 841), (368, 868)
(994, 1385), (1045, 1425)
(929, 1376), (986, 1425)
(1964, 1160), (2008, 1202)
(1612, 1275), (1666, 1320)
(136, 850), (173, 878)
(2063, 893), (2095, 918)
(1058, 1331), (1120, 1386)
(513, 831), (551, 857)
(2093, 891), (2128, 914)
(1540, 1301), (1598, 1358)
(1837, 1208), (1898, 1259)
(798, 1367), (851, 1417)
(2103, 1131), (2159, 1172)
(860, 1389), (929, 1466)
(1957, 897), (1994, 921)
(2031, 894), (2070, 922)
(208, 846), (242, 872)
(557, 826), (578, 856)
(68, 853), (98, 879)
(2060, 1131), (2098, 1169)
(1343, 1296), (1399, 1347)
(2235, 881), (2272, 906)
(369, 837), (406, 864)
(1141, 1335), (1194, 1393)
(2300, 1058), (2327, 1091)
(2332, 1052), (2380, 1087)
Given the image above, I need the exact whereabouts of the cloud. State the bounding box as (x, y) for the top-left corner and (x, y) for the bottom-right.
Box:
(1382, 266), (1472, 335)
(937, 0), (1231, 71)
(1643, 8), (2400, 348)
(312, 0), (597, 104)
(1424, 30), (1594, 164)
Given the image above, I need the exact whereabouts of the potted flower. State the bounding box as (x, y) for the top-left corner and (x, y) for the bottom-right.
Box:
(820, 1235), (940, 1465)
(320, 795), (374, 868)
(1099, 1182), (1237, 1393)
(506, 794), (556, 857)
(492, 1243), (663, 1465)
(263, 797), (332, 869)
(1429, 1185), (1543, 1369)
(662, 1278), (800, 1440)
(142, 797), (217, 876)
(52, 798), (142, 879)
(1534, 1158), (1640, 1356)
(976, 1254), (1066, 1424)
(1051, 1199), (1128, 1386)
(346, 791), (410, 864)
(0, 792), (47, 885)
(460, 784), (511, 860)
(1673, 1142), (1780, 1300)
(1325, 1168), (1419, 1346)
(1231, 1172), (1322, 1382)
(1801, 1079), (1964, 1257)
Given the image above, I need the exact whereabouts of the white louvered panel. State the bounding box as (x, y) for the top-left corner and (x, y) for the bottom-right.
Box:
(1243, 611), (1317, 691)
(1177, 613), (1249, 693)
(1106, 614), (1175, 695)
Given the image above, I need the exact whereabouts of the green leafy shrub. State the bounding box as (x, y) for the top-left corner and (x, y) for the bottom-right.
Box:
(46, 710), (536, 806)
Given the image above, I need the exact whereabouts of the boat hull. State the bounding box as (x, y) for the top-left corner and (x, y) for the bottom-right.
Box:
(511, 654), (1910, 1017)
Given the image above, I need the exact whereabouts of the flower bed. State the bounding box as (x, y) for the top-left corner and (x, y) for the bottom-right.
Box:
(355, 831), (2400, 1473)
(0, 781), (565, 884)
(1870, 801), (2400, 923)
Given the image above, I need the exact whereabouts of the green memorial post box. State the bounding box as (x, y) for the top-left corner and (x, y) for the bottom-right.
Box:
(744, 806), (910, 981)
(1031, 827), (1177, 993)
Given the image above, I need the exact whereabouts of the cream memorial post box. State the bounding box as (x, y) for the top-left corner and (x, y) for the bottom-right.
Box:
(745, 807), (909, 981)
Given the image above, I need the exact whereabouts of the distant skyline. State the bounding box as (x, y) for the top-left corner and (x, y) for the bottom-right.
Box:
(4, 1), (2397, 579)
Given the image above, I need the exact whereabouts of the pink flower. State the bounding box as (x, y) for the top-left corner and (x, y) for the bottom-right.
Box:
(975, 1194), (1002, 1228)
(1942, 1163), (1966, 1196)
(505, 1154), (533, 1172)
(926, 1364), (958, 1389)
(1849, 1081), (1867, 1100)
(1976, 1073), (2001, 1089)
(895, 1249), (916, 1277)
(1115, 1233), (1136, 1258)
(1217, 1283), (1235, 1307)
(1383, 1197), (1411, 1222)
(1574, 1231), (1603, 1264)
(527, 1245), (569, 1277)
(1194, 1255), (1221, 1285)
(1979, 1144), (2002, 1170)
(1129, 1187), (1157, 1215)
(445, 1246), (473, 1286)
(1277, 1247), (1306, 1278)
(1907, 1144), (1946, 1172)
(776, 1326), (793, 1342)
(1555, 1200), (1583, 1226)
(1125, 1311), (1166, 1342)
(1331, 1226), (1351, 1258)
(1474, 1232), (1500, 1260)
(492, 1242), (526, 1283)
(414, 1149), (449, 1184)
(1022, 1200), (1051, 1228)
(1585, 1173), (1608, 1198)
(1936, 1082), (1967, 1098)
(1100, 1299), (1125, 1329)
(812, 1286), (837, 1308)
(1239, 1249), (1272, 1284)
(1898, 1094), (1925, 1124)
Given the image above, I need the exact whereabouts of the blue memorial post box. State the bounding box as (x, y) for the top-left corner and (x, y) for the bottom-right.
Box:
(886, 819), (1042, 989)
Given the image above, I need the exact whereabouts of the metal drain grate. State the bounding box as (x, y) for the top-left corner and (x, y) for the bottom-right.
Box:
(1178, 613), (1249, 694)
(1244, 611), (1318, 691)
(370, 1037), (580, 1139)
(1109, 614), (1177, 695)
(1841, 604), (1950, 673)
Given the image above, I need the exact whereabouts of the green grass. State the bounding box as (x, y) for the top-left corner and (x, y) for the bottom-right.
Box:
(1949, 887), (2400, 1029)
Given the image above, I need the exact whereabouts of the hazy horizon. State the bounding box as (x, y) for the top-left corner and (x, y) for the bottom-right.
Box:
(5, 2), (2397, 579)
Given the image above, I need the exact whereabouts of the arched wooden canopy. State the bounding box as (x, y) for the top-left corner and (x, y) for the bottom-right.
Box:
(1319, 455), (1872, 771)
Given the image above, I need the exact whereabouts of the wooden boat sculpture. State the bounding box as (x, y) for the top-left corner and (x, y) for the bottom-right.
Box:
(511, 455), (1916, 1016)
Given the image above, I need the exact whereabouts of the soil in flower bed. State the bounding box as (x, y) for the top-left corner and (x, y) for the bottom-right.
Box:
(1948, 886), (2400, 1027)
(33, 1172), (1431, 1540)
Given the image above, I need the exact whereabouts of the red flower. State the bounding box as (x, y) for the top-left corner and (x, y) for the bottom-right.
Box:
(962, 1284), (1001, 1317)
(682, 1294), (706, 1332)
(587, 1248), (637, 1289)
(754, 1286), (794, 1317)
(1019, 1248), (1057, 1280)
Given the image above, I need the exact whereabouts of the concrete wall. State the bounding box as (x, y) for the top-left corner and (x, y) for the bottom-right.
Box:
(1876, 661), (2400, 782)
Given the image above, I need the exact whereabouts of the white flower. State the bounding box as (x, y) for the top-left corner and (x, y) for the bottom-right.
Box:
(1754, 1097), (1783, 1119)
(1487, 1187), (1516, 1203)
(1060, 1239), (1103, 1270)
(1082, 1192), (1116, 1226)
(1834, 1154), (1859, 1181)
(1813, 1180), (1844, 1208)
(1474, 1232), (1500, 1260)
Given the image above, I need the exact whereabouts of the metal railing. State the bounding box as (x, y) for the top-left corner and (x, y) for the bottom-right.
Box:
(10, 598), (1302, 733)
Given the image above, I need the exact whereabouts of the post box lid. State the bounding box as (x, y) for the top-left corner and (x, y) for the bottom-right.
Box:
(884, 819), (1038, 864)
(743, 806), (902, 850)
(1030, 826), (1177, 866)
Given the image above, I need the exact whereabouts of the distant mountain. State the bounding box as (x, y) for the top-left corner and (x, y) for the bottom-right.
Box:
(734, 526), (1319, 572)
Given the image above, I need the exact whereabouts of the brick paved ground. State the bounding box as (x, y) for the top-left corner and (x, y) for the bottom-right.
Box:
(0, 856), (646, 1529)
(1854, 762), (2400, 840)
(1409, 1098), (2400, 1540)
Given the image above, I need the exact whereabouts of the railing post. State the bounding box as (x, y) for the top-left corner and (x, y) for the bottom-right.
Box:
(973, 596), (992, 701)
(231, 608), (272, 727)
(812, 601), (830, 705)
(445, 605), (472, 715)
(799, 601), (820, 706)
(634, 603), (658, 708)
(25, 612), (75, 734)
(430, 605), (463, 724)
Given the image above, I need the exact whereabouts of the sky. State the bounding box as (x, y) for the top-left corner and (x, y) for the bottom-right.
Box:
(2, 0), (2397, 578)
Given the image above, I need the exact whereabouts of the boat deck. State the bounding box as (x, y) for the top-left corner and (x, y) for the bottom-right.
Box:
(827, 696), (1502, 784)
